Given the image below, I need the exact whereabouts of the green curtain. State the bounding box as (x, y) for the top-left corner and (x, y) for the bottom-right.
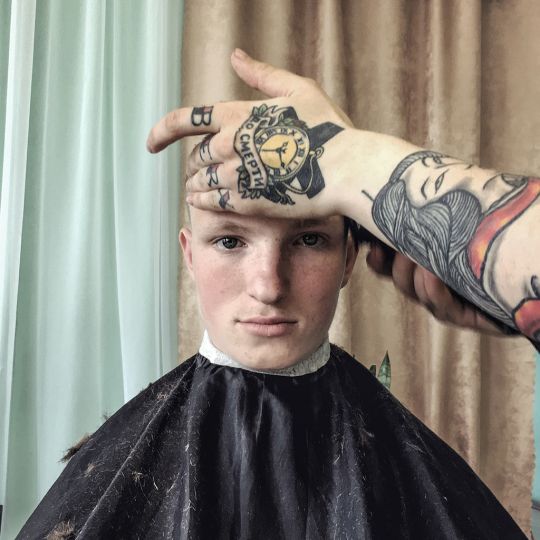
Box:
(0, 1), (183, 536)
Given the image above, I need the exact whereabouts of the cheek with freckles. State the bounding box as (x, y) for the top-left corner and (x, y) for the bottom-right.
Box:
(288, 258), (344, 327)
(192, 255), (243, 327)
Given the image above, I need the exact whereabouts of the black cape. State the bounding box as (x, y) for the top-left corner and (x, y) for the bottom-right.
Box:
(18, 345), (525, 539)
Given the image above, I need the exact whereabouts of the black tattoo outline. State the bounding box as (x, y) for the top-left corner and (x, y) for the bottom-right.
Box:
(206, 165), (219, 187)
(199, 135), (213, 162)
(191, 106), (213, 127)
(531, 276), (540, 297)
(361, 190), (374, 202)
(371, 149), (539, 337)
(233, 104), (343, 205)
(218, 189), (234, 210)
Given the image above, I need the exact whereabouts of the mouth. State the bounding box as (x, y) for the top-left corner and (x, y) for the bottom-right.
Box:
(238, 317), (298, 338)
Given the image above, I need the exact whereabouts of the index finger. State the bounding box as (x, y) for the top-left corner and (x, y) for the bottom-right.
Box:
(146, 104), (223, 153)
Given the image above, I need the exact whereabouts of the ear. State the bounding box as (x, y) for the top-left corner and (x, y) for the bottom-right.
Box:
(179, 227), (194, 278)
(340, 235), (359, 289)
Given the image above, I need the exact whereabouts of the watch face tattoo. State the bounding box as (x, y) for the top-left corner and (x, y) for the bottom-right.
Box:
(372, 150), (540, 340)
(199, 135), (213, 162)
(233, 104), (343, 205)
(191, 106), (213, 127)
(206, 165), (219, 187)
(218, 189), (233, 210)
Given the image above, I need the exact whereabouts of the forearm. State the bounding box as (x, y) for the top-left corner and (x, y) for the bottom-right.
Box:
(150, 48), (539, 343)
(336, 129), (540, 341)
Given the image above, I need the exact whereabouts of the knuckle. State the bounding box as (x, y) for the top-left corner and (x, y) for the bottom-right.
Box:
(223, 161), (237, 181)
(214, 135), (230, 157)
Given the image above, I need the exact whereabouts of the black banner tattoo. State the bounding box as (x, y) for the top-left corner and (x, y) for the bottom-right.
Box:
(199, 135), (213, 162)
(233, 104), (343, 205)
(218, 189), (233, 210)
(372, 150), (540, 340)
(206, 165), (219, 187)
(191, 106), (213, 127)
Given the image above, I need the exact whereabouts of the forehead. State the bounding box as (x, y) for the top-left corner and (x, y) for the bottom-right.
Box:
(190, 208), (343, 235)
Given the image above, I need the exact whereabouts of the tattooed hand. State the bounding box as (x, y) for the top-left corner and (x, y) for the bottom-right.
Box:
(147, 50), (540, 344)
(146, 49), (353, 218)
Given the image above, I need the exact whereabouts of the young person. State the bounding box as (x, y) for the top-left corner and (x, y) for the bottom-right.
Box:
(148, 49), (539, 349)
(18, 50), (534, 538)
(18, 208), (525, 538)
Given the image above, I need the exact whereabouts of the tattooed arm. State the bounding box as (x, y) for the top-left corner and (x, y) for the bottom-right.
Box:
(147, 50), (539, 345)
(354, 146), (540, 342)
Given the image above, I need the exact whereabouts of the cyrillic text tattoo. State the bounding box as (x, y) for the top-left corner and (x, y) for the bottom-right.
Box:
(233, 104), (342, 205)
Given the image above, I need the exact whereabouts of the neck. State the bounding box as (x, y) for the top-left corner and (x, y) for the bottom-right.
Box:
(199, 331), (331, 377)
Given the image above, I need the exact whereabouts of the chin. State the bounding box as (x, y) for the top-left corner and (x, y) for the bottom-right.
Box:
(236, 341), (304, 371)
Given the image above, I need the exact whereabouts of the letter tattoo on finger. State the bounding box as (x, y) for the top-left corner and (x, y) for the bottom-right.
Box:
(218, 189), (234, 210)
(199, 134), (213, 162)
(191, 106), (213, 127)
(233, 104), (343, 205)
(206, 165), (219, 187)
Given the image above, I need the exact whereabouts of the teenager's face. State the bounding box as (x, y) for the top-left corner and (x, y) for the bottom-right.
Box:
(180, 209), (357, 370)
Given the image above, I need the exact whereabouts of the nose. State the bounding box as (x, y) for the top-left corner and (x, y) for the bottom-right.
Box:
(247, 244), (289, 305)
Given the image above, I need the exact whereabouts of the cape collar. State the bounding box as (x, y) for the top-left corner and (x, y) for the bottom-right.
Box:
(199, 331), (331, 377)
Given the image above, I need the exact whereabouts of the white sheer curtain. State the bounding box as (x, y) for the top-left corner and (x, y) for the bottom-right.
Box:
(0, 1), (183, 536)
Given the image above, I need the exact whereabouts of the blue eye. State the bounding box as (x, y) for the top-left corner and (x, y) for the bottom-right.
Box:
(217, 237), (241, 249)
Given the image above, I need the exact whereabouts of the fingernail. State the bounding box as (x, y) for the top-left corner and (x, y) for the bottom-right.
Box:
(233, 48), (248, 60)
(186, 195), (193, 205)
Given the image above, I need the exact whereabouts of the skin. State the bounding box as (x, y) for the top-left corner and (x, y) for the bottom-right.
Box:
(148, 49), (539, 344)
(179, 209), (358, 370)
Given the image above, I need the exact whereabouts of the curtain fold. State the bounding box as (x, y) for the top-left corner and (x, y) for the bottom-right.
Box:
(0, 1), (183, 537)
(0, 0), (37, 519)
(179, 0), (536, 535)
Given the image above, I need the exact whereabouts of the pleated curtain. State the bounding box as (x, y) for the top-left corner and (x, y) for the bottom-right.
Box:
(1, 1), (538, 538)
(178, 1), (538, 535)
(0, 1), (183, 537)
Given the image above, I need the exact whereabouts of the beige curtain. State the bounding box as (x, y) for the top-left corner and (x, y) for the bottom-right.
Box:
(178, 0), (538, 535)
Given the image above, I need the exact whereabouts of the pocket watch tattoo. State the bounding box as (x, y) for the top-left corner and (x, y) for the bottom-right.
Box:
(234, 104), (343, 205)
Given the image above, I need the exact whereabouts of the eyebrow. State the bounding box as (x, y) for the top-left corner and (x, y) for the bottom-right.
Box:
(206, 220), (249, 233)
(292, 218), (329, 228)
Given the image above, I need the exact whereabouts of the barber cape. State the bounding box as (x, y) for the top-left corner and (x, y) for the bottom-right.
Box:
(18, 336), (525, 539)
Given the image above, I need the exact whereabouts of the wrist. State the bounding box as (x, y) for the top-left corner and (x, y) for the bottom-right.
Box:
(333, 128), (421, 222)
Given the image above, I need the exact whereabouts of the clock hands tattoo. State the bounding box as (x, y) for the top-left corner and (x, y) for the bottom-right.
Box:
(233, 104), (343, 205)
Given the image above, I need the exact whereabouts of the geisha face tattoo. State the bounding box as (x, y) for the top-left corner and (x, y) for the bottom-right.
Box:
(179, 209), (358, 370)
(233, 105), (343, 205)
(371, 150), (540, 341)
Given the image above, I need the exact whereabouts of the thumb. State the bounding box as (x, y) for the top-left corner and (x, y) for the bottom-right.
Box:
(230, 48), (306, 98)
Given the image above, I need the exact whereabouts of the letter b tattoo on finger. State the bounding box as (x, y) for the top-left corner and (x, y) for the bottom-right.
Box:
(191, 106), (213, 127)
